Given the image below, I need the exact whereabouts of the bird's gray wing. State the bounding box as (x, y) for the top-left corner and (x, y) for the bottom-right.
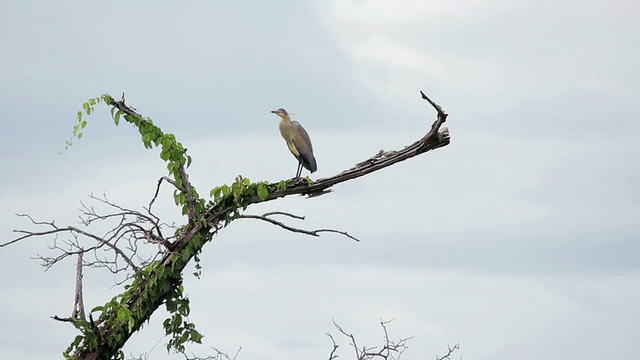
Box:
(291, 121), (313, 154)
(291, 121), (317, 172)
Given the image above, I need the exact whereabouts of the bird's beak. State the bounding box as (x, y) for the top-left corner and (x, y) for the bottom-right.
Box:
(270, 109), (279, 114)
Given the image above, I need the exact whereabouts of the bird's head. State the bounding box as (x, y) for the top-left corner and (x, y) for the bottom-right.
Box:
(271, 108), (289, 119)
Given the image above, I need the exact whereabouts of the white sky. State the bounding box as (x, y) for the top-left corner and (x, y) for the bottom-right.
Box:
(1, 0), (639, 359)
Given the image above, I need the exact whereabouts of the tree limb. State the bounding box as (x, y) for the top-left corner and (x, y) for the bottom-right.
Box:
(71, 252), (86, 321)
(239, 212), (360, 242)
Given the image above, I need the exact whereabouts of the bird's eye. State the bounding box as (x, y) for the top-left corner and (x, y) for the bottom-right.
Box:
(279, 108), (286, 113)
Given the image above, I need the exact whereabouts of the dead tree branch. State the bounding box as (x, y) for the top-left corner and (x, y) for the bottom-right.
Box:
(149, 176), (178, 212)
(239, 212), (360, 242)
(71, 252), (86, 321)
(327, 332), (340, 360)
(174, 347), (242, 360)
(329, 319), (419, 360)
(436, 343), (460, 360)
(6, 192), (174, 283)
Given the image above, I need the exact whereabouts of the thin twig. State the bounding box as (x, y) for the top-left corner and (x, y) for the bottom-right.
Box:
(436, 343), (460, 360)
(261, 211), (306, 220)
(150, 176), (177, 212)
(327, 332), (340, 360)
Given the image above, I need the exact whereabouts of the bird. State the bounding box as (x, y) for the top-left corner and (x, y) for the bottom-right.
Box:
(271, 108), (317, 179)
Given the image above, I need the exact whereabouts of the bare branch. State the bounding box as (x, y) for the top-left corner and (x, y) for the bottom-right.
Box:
(0, 213), (55, 248)
(20, 223), (139, 272)
(261, 211), (306, 220)
(52, 315), (73, 323)
(436, 343), (460, 360)
(4, 193), (178, 281)
(150, 176), (178, 211)
(333, 320), (362, 359)
(327, 332), (340, 360)
(329, 319), (422, 360)
(177, 347), (242, 360)
(239, 212), (360, 242)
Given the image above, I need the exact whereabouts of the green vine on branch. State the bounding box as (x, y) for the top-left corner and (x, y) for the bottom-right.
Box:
(62, 94), (280, 359)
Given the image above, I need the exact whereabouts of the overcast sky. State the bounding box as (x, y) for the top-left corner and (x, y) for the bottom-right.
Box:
(1, 0), (639, 359)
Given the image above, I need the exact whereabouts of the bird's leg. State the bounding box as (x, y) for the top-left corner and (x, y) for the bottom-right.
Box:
(295, 162), (303, 178)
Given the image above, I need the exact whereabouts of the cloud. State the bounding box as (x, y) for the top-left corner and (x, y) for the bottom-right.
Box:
(317, 0), (640, 130)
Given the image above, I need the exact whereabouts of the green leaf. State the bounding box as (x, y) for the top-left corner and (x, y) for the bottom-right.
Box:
(166, 300), (177, 312)
(114, 110), (122, 125)
(191, 233), (202, 248)
(163, 136), (173, 149)
(142, 132), (151, 148)
(71, 335), (83, 347)
(91, 305), (104, 313)
(128, 317), (135, 332)
(77, 132), (83, 139)
(179, 331), (189, 345)
(257, 183), (269, 200)
(190, 329), (203, 343)
(80, 120), (87, 129)
(117, 307), (129, 321)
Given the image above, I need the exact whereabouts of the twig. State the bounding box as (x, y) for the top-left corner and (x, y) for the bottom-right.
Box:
(436, 343), (460, 360)
(329, 319), (419, 360)
(327, 332), (340, 360)
(52, 315), (73, 322)
(150, 176), (178, 211)
(333, 320), (362, 359)
(261, 211), (306, 220)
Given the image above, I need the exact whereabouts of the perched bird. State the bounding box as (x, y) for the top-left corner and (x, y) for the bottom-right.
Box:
(271, 108), (317, 178)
